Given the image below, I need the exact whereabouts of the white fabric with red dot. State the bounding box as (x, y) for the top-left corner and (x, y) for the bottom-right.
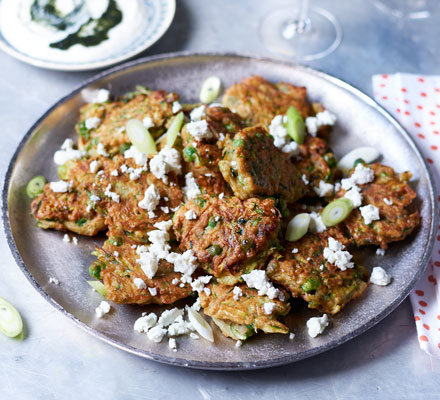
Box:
(373, 73), (440, 358)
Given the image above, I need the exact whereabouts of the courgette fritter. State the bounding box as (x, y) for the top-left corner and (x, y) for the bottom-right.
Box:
(218, 126), (306, 202)
(173, 195), (281, 285)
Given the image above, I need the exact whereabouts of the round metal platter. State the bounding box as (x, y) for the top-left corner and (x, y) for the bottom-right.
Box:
(0, 0), (175, 71)
(3, 53), (437, 370)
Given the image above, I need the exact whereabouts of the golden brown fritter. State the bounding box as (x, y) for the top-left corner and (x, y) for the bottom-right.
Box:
(31, 158), (106, 236)
(294, 136), (338, 196)
(96, 154), (183, 244)
(199, 281), (290, 340)
(173, 195), (281, 285)
(218, 127), (306, 202)
(267, 227), (368, 315)
(222, 75), (310, 128)
(91, 237), (192, 305)
(181, 106), (246, 195)
(336, 163), (420, 249)
(77, 90), (179, 156)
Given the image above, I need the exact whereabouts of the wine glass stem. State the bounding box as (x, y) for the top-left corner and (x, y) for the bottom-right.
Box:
(282, 0), (311, 39)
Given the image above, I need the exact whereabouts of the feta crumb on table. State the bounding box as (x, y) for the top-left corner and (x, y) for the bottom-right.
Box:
(168, 338), (177, 351)
(376, 248), (386, 256)
(49, 277), (60, 285)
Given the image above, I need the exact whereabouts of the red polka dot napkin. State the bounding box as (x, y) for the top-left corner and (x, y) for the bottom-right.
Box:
(373, 73), (440, 357)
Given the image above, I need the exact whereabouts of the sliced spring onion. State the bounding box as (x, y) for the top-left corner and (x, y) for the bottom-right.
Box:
(337, 147), (380, 172)
(166, 112), (184, 147)
(285, 213), (311, 241)
(0, 296), (23, 338)
(286, 106), (306, 144)
(87, 281), (106, 296)
(321, 198), (354, 227)
(187, 307), (214, 342)
(199, 76), (221, 104)
(125, 119), (156, 155)
(26, 176), (46, 198)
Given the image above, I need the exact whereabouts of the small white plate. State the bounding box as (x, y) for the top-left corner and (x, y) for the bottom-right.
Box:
(0, 0), (175, 71)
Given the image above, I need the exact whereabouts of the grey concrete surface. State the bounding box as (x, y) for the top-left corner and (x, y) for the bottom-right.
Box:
(0, 1), (439, 399)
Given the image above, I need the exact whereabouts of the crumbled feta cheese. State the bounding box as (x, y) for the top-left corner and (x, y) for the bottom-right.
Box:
(301, 174), (309, 185)
(85, 117), (101, 130)
(104, 184), (120, 203)
(289, 332), (295, 340)
(150, 147), (182, 183)
(185, 210), (197, 220)
(147, 229), (171, 259)
(172, 101), (182, 114)
(133, 278), (147, 289)
(233, 286), (243, 301)
(153, 220), (173, 232)
(307, 314), (329, 337)
(219, 192), (224, 199)
(359, 204), (380, 225)
(190, 105), (206, 121)
(50, 180), (72, 193)
(370, 266), (392, 286)
(63, 234), (70, 243)
(263, 302), (276, 315)
(235, 340), (242, 348)
(292, 248), (299, 254)
(344, 185), (363, 208)
(314, 181), (334, 197)
(383, 197), (393, 205)
(168, 315), (194, 336)
(113, 251), (119, 257)
(166, 250), (198, 278)
(96, 143), (109, 157)
(124, 146), (148, 166)
(191, 275), (212, 293)
(158, 308), (184, 327)
(95, 301), (111, 318)
(137, 249), (159, 279)
(110, 169), (118, 177)
(138, 184), (160, 212)
(305, 110), (337, 136)
(147, 325), (167, 343)
(134, 313), (157, 333)
(72, 237), (78, 246)
(172, 278), (179, 285)
(309, 212), (327, 233)
(376, 248), (386, 256)
(281, 141), (300, 157)
(187, 120), (213, 141)
(269, 115), (289, 148)
(49, 277), (60, 285)
(208, 102), (222, 108)
(148, 287), (157, 296)
(241, 270), (281, 299)
(323, 237), (354, 271)
(182, 172), (201, 201)
(142, 116), (154, 129)
(89, 194), (100, 204)
(169, 338), (177, 350)
(203, 287), (211, 295)
(341, 164), (375, 190)
(89, 160), (99, 173)
(192, 298), (201, 312)
(218, 132), (226, 141)
(53, 138), (86, 165)
(82, 88), (110, 103)
(319, 264), (324, 271)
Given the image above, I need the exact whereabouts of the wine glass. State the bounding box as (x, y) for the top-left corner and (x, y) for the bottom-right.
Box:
(258, 0), (342, 61)
(373, 0), (438, 19)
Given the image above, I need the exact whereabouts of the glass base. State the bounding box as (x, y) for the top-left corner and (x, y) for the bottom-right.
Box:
(259, 6), (342, 61)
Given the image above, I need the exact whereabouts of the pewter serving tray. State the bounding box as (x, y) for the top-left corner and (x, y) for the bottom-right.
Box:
(3, 53), (437, 370)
